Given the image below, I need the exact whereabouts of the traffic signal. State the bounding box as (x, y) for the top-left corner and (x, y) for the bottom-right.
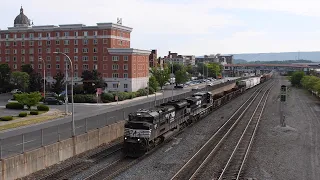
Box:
(280, 94), (286, 102)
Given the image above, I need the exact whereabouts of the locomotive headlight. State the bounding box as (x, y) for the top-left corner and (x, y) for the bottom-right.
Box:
(124, 137), (127, 140)
(137, 138), (140, 141)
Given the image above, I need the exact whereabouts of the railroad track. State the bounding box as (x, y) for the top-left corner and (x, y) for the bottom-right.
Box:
(170, 80), (274, 180)
(37, 142), (123, 180)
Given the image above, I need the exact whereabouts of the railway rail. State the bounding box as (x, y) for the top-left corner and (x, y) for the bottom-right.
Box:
(170, 80), (274, 180)
(36, 142), (123, 180)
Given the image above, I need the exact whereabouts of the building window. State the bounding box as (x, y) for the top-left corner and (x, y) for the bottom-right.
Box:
(83, 39), (88, 45)
(74, 48), (78, 53)
(93, 39), (98, 44)
(29, 41), (34, 46)
(103, 39), (108, 44)
(46, 48), (51, 53)
(113, 84), (118, 88)
(38, 64), (42, 69)
(29, 48), (34, 54)
(30, 56), (34, 62)
(13, 57), (17, 62)
(82, 56), (89, 61)
(83, 64), (89, 70)
(64, 40), (70, 45)
(56, 64), (60, 69)
(103, 47), (108, 53)
(5, 34), (9, 39)
(74, 56), (78, 61)
(5, 49), (10, 54)
(5, 42), (10, 47)
(21, 34), (25, 39)
(123, 64), (128, 70)
(74, 72), (78, 78)
(13, 42), (17, 46)
(64, 32), (69, 37)
(38, 48), (42, 54)
(64, 48), (69, 53)
(46, 41), (51, 45)
(47, 64), (51, 69)
(82, 48), (89, 53)
(21, 56), (25, 62)
(93, 47), (98, 53)
(123, 73), (128, 78)
(103, 64), (108, 70)
(46, 56), (51, 61)
(74, 31), (78, 36)
(29, 33), (34, 39)
(13, 49), (17, 54)
(83, 31), (88, 36)
(5, 57), (10, 62)
(38, 41), (42, 46)
(21, 49), (25, 54)
(124, 84), (128, 88)
(13, 34), (17, 39)
(56, 56), (60, 61)
(112, 56), (119, 61)
(55, 48), (60, 53)
(56, 40), (60, 45)
(103, 30), (108, 35)
(112, 64), (119, 70)
(38, 33), (42, 38)
(46, 32), (50, 37)
(124, 56), (128, 61)
(103, 56), (108, 61)
(93, 56), (98, 61)
(21, 41), (25, 46)
(93, 64), (98, 70)
(13, 64), (17, 69)
(74, 64), (78, 70)
(93, 31), (98, 36)
(74, 39), (78, 45)
(55, 32), (60, 37)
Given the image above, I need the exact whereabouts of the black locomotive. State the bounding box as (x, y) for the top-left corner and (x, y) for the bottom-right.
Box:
(124, 87), (246, 157)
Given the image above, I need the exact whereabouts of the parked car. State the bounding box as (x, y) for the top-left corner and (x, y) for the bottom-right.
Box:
(10, 89), (22, 94)
(44, 97), (63, 105)
(192, 86), (199, 91)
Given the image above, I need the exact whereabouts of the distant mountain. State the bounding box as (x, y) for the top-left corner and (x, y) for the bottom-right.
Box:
(232, 51), (320, 62)
(233, 59), (248, 64)
(233, 59), (314, 64)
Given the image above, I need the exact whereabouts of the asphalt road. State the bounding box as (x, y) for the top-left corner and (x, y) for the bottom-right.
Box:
(0, 78), (238, 158)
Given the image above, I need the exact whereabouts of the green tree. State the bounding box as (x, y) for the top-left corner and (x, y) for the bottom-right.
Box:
(29, 72), (43, 92)
(51, 71), (65, 94)
(21, 64), (34, 75)
(186, 65), (196, 76)
(175, 69), (188, 85)
(15, 92), (42, 110)
(152, 67), (170, 90)
(290, 71), (305, 87)
(81, 70), (104, 94)
(11, 71), (29, 91)
(149, 75), (159, 92)
(301, 76), (320, 90)
(172, 63), (183, 74)
(314, 81), (320, 94)
(206, 62), (221, 78)
(0, 64), (11, 91)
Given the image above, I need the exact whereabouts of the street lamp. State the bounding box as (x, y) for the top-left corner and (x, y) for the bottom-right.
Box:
(53, 52), (75, 137)
(170, 61), (174, 100)
(39, 57), (46, 100)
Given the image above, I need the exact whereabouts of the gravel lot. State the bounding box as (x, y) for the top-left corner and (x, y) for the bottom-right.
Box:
(113, 84), (260, 180)
(243, 75), (320, 180)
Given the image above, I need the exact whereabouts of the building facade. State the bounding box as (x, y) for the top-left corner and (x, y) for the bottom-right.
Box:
(195, 54), (233, 65)
(0, 7), (151, 92)
(149, 49), (158, 68)
(163, 51), (195, 66)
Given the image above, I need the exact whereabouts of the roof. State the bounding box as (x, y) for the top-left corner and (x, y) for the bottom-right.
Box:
(14, 6), (30, 27)
(224, 64), (310, 68)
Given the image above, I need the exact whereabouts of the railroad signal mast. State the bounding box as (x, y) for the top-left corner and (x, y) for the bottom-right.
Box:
(280, 85), (287, 127)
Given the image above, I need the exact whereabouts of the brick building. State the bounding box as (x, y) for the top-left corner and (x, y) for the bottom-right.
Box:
(149, 49), (157, 67)
(163, 51), (195, 66)
(0, 6), (151, 92)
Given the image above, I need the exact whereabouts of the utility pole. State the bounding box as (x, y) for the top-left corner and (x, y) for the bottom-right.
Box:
(280, 85), (287, 127)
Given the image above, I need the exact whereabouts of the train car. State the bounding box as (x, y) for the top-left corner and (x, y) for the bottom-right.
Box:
(123, 87), (245, 157)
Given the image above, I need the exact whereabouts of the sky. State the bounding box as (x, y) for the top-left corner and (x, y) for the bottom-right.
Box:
(1, 0), (320, 57)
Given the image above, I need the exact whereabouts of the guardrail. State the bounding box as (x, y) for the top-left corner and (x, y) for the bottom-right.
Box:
(0, 79), (240, 159)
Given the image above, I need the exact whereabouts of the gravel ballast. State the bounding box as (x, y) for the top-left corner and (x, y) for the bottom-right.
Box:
(113, 85), (262, 180)
(243, 75), (320, 180)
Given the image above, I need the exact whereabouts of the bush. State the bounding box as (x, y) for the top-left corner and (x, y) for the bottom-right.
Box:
(137, 89), (148, 97)
(127, 92), (136, 99)
(149, 87), (155, 94)
(101, 93), (115, 103)
(37, 105), (49, 111)
(40, 96), (44, 102)
(0, 116), (13, 121)
(73, 94), (97, 103)
(6, 102), (24, 109)
(30, 111), (39, 115)
(19, 112), (28, 117)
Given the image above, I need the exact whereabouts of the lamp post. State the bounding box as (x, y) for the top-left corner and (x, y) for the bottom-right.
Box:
(53, 52), (75, 137)
(171, 61), (174, 101)
(39, 57), (46, 100)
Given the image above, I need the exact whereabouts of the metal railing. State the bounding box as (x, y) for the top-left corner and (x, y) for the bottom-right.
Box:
(0, 79), (239, 159)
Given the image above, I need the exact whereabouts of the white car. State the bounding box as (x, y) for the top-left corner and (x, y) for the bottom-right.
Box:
(10, 89), (22, 94)
(192, 86), (199, 91)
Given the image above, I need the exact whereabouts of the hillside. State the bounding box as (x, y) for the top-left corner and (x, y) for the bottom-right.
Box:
(233, 59), (315, 64)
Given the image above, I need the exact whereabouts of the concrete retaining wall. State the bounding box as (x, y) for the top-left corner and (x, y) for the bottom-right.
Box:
(1, 121), (125, 180)
(211, 82), (236, 95)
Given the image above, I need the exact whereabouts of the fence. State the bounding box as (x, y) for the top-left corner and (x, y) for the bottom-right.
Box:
(0, 79), (238, 159)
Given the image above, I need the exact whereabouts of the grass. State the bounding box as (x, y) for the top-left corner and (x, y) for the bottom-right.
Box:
(0, 111), (64, 131)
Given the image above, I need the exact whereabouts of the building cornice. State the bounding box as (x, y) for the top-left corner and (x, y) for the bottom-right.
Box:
(0, 35), (130, 42)
(108, 48), (151, 55)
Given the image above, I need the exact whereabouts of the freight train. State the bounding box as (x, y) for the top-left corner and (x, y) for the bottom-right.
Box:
(123, 75), (272, 157)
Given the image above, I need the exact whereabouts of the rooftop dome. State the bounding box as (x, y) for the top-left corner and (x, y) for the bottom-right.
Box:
(14, 6), (30, 27)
